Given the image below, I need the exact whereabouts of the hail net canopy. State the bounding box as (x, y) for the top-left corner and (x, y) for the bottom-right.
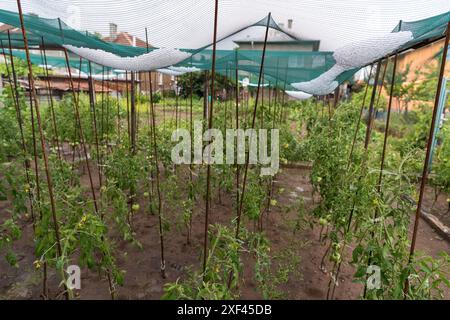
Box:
(0, 0), (449, 94)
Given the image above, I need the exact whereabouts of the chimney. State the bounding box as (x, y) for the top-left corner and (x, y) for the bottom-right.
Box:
(287, 19), (293, 29)
(109, 23), (118, 40)
(132, 35), (136, 47)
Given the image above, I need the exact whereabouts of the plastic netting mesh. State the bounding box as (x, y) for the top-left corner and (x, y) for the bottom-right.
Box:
(1, 47), (109, 74)
(0, 1), (449, 94)
(392, 11), (450, 49)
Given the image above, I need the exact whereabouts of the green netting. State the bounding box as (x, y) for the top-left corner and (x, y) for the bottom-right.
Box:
(393, 10), (450, 50)
(170, 11), (450, 91)
(0, 8), (153, 57)
(0, 8), (449, 94)
(191, 14), (299, 54)
(180, 49), (337, 90)
(2, 48), (109, 74)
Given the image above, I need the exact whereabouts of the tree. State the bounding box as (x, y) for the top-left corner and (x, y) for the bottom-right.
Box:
(413, 55), (444, 103)
(177, 71), (234, 99)
(384, 62), (417, 115)
(0, 56), (44, 78)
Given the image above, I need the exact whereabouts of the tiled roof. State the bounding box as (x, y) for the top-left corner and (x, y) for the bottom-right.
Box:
(20, 76), (112, 93)
(0, 24), (21, 34)
(103, 32), (150, 48)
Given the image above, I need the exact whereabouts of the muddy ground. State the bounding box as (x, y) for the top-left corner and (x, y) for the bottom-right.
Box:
(1, 163), (449, 300)
(1, 106), (449, 300)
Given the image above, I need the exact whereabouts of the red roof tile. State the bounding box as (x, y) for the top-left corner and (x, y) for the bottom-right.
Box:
(0, 24), (21, 34)
(103, 32), (150, 48)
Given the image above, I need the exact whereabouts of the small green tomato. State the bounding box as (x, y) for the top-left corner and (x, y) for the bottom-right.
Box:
(330, 252), (341, 263)
(332, 242), (341, 250)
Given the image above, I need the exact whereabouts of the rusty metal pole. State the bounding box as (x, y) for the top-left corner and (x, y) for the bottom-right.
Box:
(404, 22), (450, 297)
(88, 62), (103, 187)
(27, 74), (41, 208)
(329, 60), (382, 300)
(347, 65), (373, 169)
(101, 67), (105, 141)
(148, 66), (166, 279)
(363, 54), (397, 299)
(125, 71), (130, 144)
(105, 70), (111, 149)
(144, 28), (165, 274)
(58, 18), (99, 214)
(116, 75), (121, 141)
(203, 0), (219, 276)
(1, 39), (35, 227)
(16, 0), (67, 300)
(227, 13), (272, 289)
(364, 59), (382, 149)
(235, 49), (240, 222)
(175, 76), (179, 129)
(375, 60), (389, 111)
(280, 66), (288, 123)
(188, 59), (194, 245)
(62, 49), (99, 213)
(40, 36), (62, 161)
(130, 71), (137, 154)
(235, 13), (272, 239)
(377, 56), (397, 192)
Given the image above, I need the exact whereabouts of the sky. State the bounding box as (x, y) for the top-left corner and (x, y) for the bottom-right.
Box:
(1, 0), (449, 51)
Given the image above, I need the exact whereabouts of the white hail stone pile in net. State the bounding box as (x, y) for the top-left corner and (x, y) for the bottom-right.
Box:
(291, 31), (413, 95)
(285, 90), (313, 100)
(333, 31), (413, 68)
(156, 66), (202, 76)
(156, 68), (185, 76)
(291, 64), (344, 95)
(168, 66), (201, 73)
(238, 80), (269, 87)
(63, 45), (192, 71)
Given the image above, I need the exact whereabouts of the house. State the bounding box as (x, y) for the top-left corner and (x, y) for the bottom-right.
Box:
(24, 74), (113, 103)
(231, 19), (321, 102)
(396, 38), (450, 84)
(233, 19), (320, 52)
(0, 22), (178, 102)
(0, 23), (117, 105)
(381, 38), (450, 111)
(234, 38), (320, 52)
(103, 23), (175, 95)
(0, 23), (66, 62)
(0, 24), (20, 36)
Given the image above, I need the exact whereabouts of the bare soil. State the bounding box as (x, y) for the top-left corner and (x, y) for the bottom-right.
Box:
(1, 161), (449, 300)
(422, 185), (450, 231)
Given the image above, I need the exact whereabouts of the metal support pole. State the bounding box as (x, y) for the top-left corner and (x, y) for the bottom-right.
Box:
(203, 0), (219, 276)
(235, 13), (272, 239)
(404, 21), (450, 297)
(16, 0), (67, 300)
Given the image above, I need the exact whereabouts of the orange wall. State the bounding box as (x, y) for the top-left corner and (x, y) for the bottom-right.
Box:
(397, 38), (450, 85)
(382, 38), (449, 111)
